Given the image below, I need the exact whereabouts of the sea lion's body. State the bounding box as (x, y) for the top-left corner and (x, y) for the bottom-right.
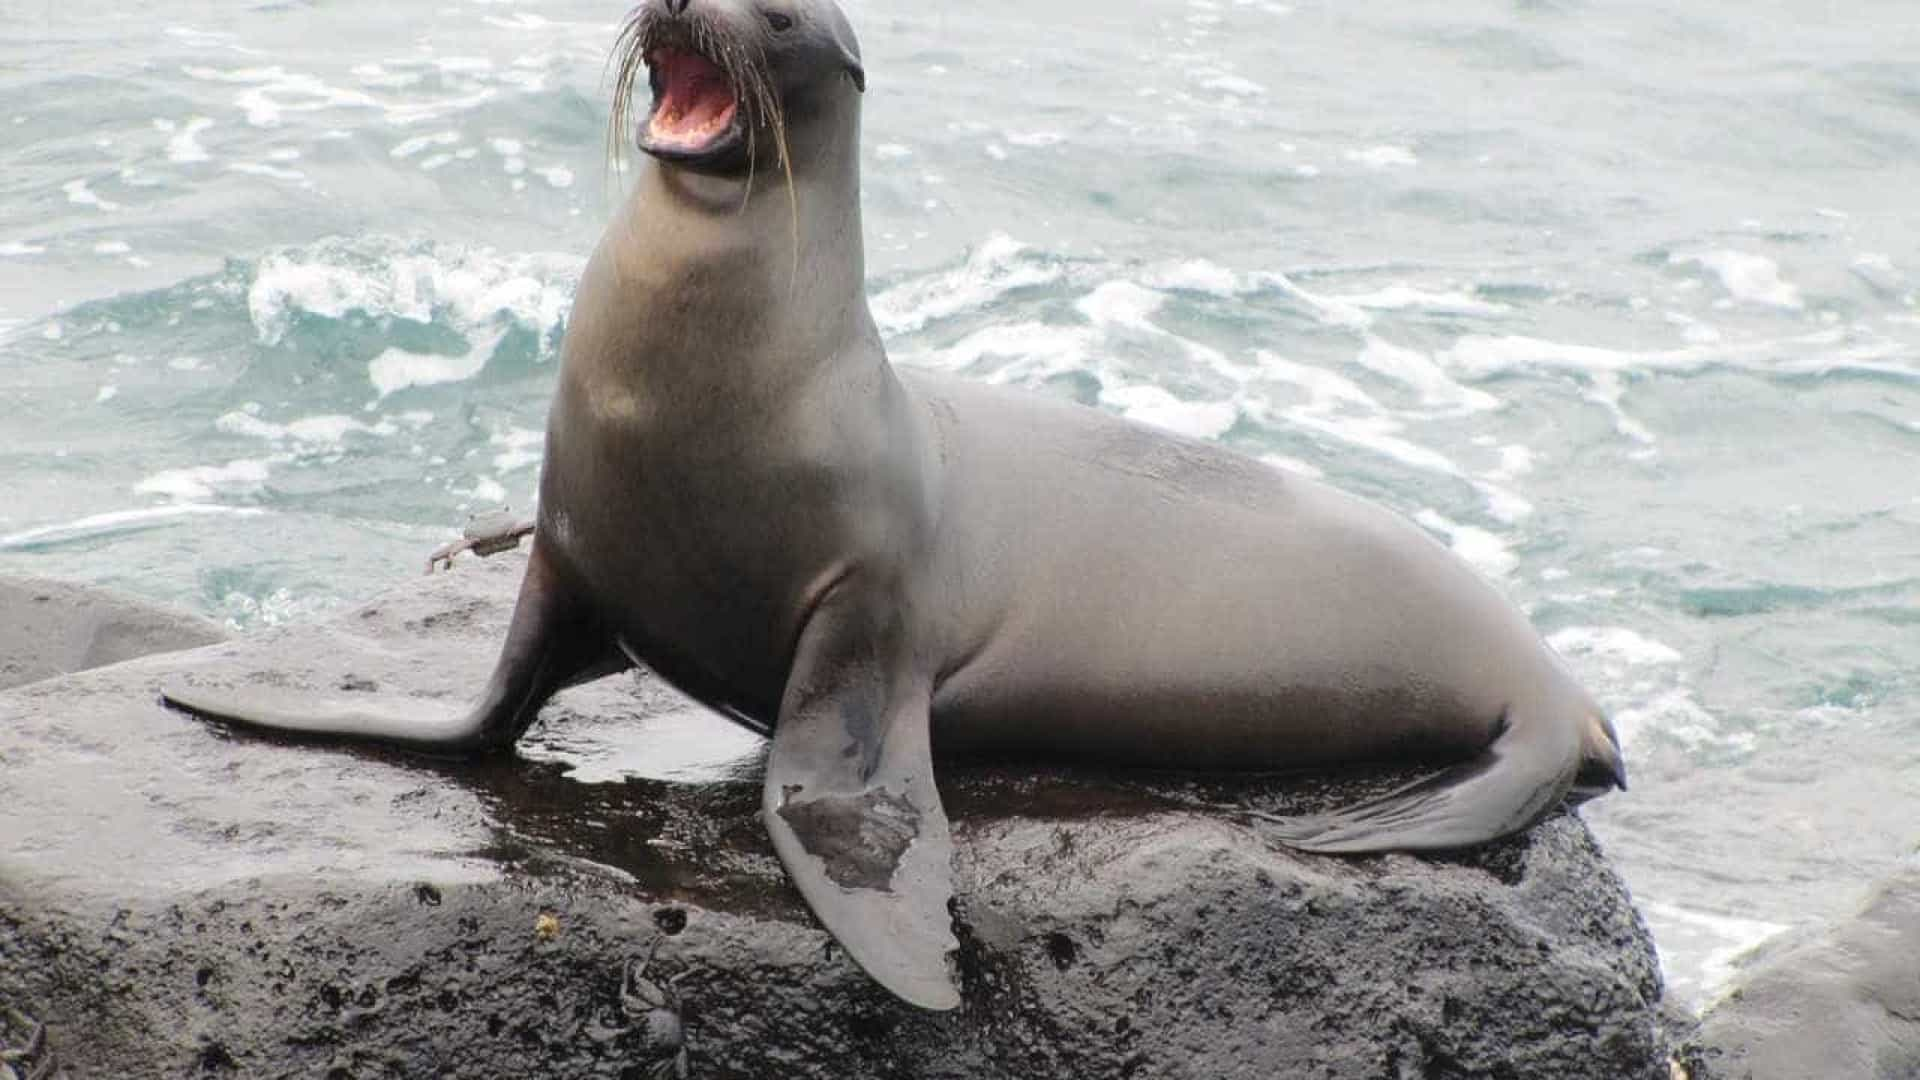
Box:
(915, 371), (1559, 771)
(165, 0), (1623, 1011)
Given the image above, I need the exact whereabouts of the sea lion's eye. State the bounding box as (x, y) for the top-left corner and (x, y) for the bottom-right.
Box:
(765, 11), (793, 32)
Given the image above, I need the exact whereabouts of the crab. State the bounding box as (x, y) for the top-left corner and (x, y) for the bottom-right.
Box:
(620, 943), (691, 1080)
(424, 509), (535, 574)
(0, 1006), (57, 1080)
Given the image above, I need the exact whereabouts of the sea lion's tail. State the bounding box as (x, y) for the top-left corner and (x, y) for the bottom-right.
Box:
(1262, 691), (1624, 855)
(1574, 706), (1628, 798)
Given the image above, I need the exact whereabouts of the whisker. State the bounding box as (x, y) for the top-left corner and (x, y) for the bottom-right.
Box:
(603, 7), (653, 181)
(735, 39), (800, 291)
(777, 118), (799, 295)
(599, 3), (795, 266)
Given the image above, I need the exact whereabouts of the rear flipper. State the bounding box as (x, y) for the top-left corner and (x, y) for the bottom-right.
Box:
(1259, 702), (1622, 854)
(161, 542), (622, 758)
(1572, 706), (1628, 799)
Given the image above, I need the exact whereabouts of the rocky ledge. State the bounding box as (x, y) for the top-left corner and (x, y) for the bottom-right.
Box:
(0, 575), (225, 693)
(0, 554), (1671, 1078)
(1680, 866), (1920, 1080)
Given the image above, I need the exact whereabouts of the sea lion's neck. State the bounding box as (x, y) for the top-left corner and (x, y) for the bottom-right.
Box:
(570, 109), (874, 415)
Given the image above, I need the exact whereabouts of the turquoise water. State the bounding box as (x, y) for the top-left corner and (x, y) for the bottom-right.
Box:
(4, 0), (1917, 1008)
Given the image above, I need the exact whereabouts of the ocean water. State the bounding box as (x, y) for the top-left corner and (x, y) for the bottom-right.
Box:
(3, 0), (1917, 1010)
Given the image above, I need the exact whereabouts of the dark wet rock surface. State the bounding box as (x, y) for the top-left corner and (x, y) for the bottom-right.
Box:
(1682, 866), (1920, 1080)
(0, 553), (1672, 1078)
(0, 575), (225, 692)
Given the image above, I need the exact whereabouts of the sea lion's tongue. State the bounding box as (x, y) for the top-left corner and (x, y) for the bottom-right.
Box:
(649, 50), (737, 148)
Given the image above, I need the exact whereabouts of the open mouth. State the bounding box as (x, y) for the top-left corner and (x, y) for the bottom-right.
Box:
(642, 48), (741, 159)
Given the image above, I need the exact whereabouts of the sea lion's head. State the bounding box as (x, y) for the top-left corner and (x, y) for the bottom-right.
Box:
(611, 0), (866, 178)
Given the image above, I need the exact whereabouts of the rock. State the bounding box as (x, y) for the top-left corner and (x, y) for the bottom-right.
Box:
(1683, 867), (1920, 1080)
(0, 575), (226, 692)
(0, 552), (1673, 1078)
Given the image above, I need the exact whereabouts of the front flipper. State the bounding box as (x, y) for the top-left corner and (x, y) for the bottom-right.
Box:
(762, 582), (959, 1011)
(162, 541), (622, 757)
(159, 685), (485, 754)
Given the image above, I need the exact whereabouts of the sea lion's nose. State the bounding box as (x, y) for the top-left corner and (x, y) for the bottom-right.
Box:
(666, 0), (690, 14)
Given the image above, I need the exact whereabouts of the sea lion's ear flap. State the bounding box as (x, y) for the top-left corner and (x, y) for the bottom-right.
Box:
(823, 5), (866, 92)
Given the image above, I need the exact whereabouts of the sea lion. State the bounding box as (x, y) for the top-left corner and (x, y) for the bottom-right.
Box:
(162, 0), (1625, 1012)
